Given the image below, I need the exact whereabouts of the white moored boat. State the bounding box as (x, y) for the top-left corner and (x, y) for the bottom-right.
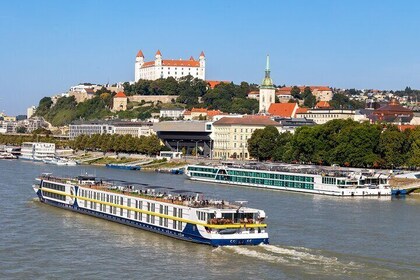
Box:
(186, 163), (392, 196)
(33, 174), (269, 246)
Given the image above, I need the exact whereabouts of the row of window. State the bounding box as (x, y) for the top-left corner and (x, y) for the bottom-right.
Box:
(42, 182), (65, 192)
(228, 170), (314, 182)
(43, 191), (66, 201)
(78, 189), (183, 230)
(221, 175), (314, 190)
(322, 177), (337, 185)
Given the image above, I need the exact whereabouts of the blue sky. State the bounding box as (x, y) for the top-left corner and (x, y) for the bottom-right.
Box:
(0, 0), (419, 115)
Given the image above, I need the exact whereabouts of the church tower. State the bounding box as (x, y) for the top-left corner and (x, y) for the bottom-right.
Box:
(259, 55), (275, 113)
(135, 50), (144, 82)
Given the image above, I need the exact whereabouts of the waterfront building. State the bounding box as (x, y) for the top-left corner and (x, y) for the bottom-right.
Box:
(153, 121), (212, 156)
(113, 91), (128, 111)
(0, 121), (17, 134)
(259, 55), (276, 113)
(296, 109), (356, 124)
(69, 121), (154, 139)
(212, 116), (281, 160)
(135, 50), (205, 82)
(20, 142), (55, 160)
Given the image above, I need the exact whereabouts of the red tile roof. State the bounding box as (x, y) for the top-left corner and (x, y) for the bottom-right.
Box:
(315, 101), (331, 109)
(296, 107), (309, 114)
(207, 80), (230, 89)
(184, 110), (191, 115)
(207, 110), (224, 117)
(156, 49), (162, 56)
(114, 91), (127, 98)
(268, 103), (298, 118)
(191, 108), (207, 113)
(136, 50), (144, 57)
(189, 56), (195, 61)
(200, 51), (205, 57)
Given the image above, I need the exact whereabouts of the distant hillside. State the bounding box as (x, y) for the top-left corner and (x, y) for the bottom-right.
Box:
(35, 76), (260, 126)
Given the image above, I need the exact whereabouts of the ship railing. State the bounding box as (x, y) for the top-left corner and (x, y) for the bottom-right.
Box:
(207, 218), (265, 226)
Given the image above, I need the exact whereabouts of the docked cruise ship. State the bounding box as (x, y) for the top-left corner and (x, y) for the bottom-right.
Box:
(33, 174), (268, 246)
(20, 142), (55, 161)
(186, 163), (392, 196)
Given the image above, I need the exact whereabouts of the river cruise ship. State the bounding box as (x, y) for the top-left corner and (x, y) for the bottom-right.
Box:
(33, 174), (268, 246)
(186, 163), (392, 196)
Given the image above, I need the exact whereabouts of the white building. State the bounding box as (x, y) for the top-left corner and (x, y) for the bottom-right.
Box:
(69, 121), (154, 139)
(296, 109), (356, 124)
(27, 106), (37, 118)
(159, 108), (184, 119)
(259, 55), (276, 113)
(20, 142), (56, 160)
(135, 50), (205, 82)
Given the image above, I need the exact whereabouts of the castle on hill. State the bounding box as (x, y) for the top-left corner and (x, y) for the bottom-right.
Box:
(135, 50), (206, 81)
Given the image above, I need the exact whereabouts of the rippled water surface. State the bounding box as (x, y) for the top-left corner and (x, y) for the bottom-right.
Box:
(1, 160), (419, 279)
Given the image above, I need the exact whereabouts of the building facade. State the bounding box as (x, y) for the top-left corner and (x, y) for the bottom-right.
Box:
(296, 109), (355, 124)
(135, 50), (205, 82)
(69, 121), (154, 139)
(212, 116), (282, 160)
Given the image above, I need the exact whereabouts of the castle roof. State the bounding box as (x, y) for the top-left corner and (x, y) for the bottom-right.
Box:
(136, 50), (144, 58)
(200, 51), (205, 57)
(156, 49), (162, 56)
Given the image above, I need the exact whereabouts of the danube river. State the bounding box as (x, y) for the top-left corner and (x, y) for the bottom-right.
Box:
(1, 160), (419, 279)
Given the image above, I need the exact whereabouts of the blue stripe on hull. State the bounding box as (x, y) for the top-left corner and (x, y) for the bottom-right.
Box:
(37, 198), (268, 246)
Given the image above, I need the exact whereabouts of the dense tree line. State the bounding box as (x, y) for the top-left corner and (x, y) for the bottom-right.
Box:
(70, 134), (162, 155)
(0, 134), (67, 148)
(248, 120), (420, 168)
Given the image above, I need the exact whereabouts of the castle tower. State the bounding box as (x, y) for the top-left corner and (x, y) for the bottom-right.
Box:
(135, 50), (144, 82)
(199, 51), (206, 80)
(155, 49), (162, 66)
(259, 55), (275, 113)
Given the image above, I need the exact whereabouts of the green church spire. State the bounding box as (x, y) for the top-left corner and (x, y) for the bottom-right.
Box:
(261, 55), (274, 89)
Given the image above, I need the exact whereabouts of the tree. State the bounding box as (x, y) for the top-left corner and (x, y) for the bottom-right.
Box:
(302, 87), (316, 108)
(290, 86), (301, 99)
(407, 127), (420, 167)
(378, 126), (408, 168)
(16, 126), (27, 134)
(247, 126), (280, 161)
